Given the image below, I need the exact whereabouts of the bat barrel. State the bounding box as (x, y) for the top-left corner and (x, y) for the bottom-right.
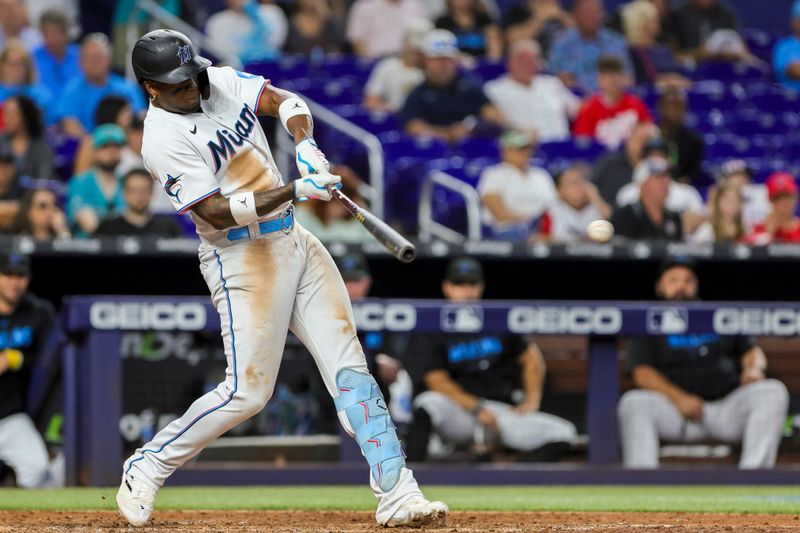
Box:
(399, 244), (416, 263)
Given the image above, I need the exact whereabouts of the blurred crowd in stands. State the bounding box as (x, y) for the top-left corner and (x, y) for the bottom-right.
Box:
(0, 0), (797, 244)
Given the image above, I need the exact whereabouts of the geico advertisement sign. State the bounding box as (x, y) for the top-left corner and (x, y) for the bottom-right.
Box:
(508, 306), (622, 334)
(714, 308), (800, 335)
(352, 303), (416, 331)
(90, 302), (207, 330)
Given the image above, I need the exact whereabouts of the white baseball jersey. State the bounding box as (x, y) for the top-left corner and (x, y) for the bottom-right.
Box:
(142, 66), (289, 245)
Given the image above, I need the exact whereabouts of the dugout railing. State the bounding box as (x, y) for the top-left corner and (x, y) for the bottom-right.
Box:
(61, 297), (800, 486)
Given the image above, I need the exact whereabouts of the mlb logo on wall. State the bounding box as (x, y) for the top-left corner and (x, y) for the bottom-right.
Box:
(646, 307), (688, 334)
(441, 305), (483, 333)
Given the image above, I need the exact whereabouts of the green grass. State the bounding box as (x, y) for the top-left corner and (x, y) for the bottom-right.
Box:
(2, 486), (800, 514)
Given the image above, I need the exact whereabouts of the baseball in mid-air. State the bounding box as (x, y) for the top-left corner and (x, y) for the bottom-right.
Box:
(587, 220), (614, 243)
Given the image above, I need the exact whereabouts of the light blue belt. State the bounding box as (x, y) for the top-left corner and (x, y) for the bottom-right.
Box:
(226, 210), (294, 242)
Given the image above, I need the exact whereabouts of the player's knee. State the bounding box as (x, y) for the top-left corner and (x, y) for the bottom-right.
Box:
(753, 379), (789, 413)
(618, 390), (659, 422)
(412, 391), (449, 422)
(233, 391), (271, 418)
(16, 451), (49, 488)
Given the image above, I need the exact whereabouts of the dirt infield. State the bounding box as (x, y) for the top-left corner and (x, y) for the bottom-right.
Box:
(2, 510), (800, 532)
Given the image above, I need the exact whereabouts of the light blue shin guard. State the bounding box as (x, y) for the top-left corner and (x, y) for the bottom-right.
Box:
(335, 369), (405, 492)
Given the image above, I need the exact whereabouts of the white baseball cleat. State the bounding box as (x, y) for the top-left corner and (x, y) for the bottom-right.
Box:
(383, 496), (449, 528)
(116, 473), (157, 527)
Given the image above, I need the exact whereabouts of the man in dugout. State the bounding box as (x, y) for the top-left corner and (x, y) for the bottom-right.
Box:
(404, 257), (576, 461)
(0, 253), (59, 487)
(618, 256), (789, 468)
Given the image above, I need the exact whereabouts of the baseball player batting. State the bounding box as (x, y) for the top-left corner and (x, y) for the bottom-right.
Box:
(116, 30), (448, 528)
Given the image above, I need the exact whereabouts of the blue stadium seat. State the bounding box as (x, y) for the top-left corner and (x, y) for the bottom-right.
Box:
(457, 137), (500, 160)
(300, 79), (362, 107)
(318, 56), (375, 81)
(332, 106), (400, 135)
(380, 134), (449, 162)
(692, 61), (771, 82)
(246, 55), (311, 85)
(471, 60), (506, 82)
(538, 138), (606, 163)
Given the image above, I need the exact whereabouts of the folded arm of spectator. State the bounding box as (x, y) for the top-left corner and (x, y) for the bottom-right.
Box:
(405, 119), (467, 142)
(632, 364), (704, 421)
(515, 343), (545, 413)
(481, 192), (530, 224)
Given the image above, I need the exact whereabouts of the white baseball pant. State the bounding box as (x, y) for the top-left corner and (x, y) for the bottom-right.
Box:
(618, 379), (789, 468)
(414, 391), (577, 452)
(0, 413), (49, 488)
(123, 223), (423, 522)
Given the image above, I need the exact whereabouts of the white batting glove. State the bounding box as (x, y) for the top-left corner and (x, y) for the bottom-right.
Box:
(293, 173), (342, 202)
(295, 138), (330, 177)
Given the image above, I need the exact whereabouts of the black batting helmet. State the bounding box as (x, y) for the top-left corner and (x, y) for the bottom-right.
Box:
(131, 29), (211, 84)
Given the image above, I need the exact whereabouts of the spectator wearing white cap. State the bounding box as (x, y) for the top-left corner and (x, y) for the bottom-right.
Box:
(478, 130), (557, 241)
(347, 0), (427, 59)
(484, 39), (580, 142)
(399, 29), (503, 142)
(609, 156), (683, 241)
(363, 18), (431, 112)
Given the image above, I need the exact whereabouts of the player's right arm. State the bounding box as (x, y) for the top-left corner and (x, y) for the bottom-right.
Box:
(191, 186), (294, 230)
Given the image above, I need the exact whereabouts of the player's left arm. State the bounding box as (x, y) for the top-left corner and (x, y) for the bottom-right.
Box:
(255, 82), (341, 201)
(516, 343), (545, 413)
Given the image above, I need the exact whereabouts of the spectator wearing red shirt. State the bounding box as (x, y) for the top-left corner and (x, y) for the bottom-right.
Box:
(747, 172), (800, 244)
(573, 55), (652, 150)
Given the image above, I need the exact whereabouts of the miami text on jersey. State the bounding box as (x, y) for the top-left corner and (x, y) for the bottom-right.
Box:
(207, 103), (258, 173)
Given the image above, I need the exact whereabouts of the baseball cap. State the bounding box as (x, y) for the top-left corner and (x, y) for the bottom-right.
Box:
(633, 156), (671, 185)
(92, 124), (126, 148)
(422, 29), (459, 58)
(0, 253), (31, 276)
(445, 257), (484, 284)
(642, 137), (667, 157)
(718, 158), (752, 181)
(657, 255), (697, 278)
(337, 253), (370, 281)
(766, 172), (798, 200)
(500, 130), (536, 150)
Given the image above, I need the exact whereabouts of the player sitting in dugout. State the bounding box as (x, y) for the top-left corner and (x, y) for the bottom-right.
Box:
(404, 257), (577, 461)
(618, 256), (789, 468)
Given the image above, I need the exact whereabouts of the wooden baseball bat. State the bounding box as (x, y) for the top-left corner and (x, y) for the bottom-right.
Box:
(331, 188), (416, 263)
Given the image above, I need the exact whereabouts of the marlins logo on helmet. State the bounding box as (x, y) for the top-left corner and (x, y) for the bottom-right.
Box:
(177, 44), (191, 65)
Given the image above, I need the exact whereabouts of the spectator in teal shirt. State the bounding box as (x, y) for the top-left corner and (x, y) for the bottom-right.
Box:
(549, 0), (631, 93)
(56, 33), (146, 139)
(773, 0), (800, 92)
(66, 124), (127, 237)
